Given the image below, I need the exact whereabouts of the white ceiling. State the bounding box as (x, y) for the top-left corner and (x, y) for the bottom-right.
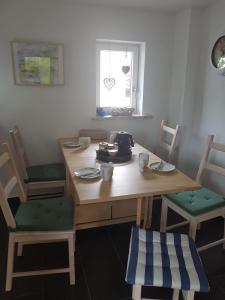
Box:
(74, 0), (214, 11)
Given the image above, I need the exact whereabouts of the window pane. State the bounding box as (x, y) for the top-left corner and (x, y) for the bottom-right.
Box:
(100, 50), (133, 107)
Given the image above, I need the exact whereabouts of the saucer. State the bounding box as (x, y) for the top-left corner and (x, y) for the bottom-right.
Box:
(149, 161), (176, 173)
(74, 167), (101, 179)
(63, 142), (80, 148)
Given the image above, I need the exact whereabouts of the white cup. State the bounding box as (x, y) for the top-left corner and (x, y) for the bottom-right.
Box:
(100, 162), (114, 181)
(79, 137), (91, 149)
(139, 152), (149, 172)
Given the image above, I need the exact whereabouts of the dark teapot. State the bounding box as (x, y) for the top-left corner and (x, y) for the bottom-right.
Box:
(115, 131), (134, 155)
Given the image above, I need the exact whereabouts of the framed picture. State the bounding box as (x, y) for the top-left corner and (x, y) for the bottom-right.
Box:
(11, 41), (64, 86)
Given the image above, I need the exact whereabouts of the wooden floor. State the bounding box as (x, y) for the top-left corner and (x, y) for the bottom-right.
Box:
(1, 198), (225, 300)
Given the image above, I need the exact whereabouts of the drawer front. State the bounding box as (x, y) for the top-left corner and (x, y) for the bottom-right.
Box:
(76, 203), (111, 224)
(112, 199), (138, 219)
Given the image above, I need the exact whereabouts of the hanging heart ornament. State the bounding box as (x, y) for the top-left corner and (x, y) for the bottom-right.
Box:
(122, 65), (130, 74)
(104, 78), (116, 90)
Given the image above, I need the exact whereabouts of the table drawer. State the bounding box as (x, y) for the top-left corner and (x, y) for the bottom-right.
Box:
(76, 203), (111, 224)
(112, 199), (138, 219)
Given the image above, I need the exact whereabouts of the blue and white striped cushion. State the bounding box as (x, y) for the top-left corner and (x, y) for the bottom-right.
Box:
(126, 227), (209, 292)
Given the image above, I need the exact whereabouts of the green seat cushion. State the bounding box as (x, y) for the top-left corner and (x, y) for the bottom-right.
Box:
(15, 196), (74, 231)
(166, 188), (225, 216)
(25, 163), (65, 182)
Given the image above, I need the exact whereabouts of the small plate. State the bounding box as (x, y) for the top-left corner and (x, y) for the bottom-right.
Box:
(64, 142), (80, 148)
(74, 167), (101, 179)
(149, 161), (176, 173)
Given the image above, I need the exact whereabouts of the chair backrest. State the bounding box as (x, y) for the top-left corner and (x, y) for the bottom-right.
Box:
(9, 126), (29, 178)
(0, 143), (27, 229)
(157, 120), (180, 163)
(196, 135), (225, 183)
(78, 129), (107, 140)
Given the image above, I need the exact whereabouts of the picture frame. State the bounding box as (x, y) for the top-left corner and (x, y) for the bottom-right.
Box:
(11, 41), (64, 86)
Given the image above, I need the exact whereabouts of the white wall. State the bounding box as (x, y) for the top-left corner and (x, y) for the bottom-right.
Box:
(193, 0), (225, 194)
(169, 1), (225, 195)
(0, 0), (175, 164)
(194, 0), (225, 143)
(169, 8), (203, 175)
(169, 9), (190, 126)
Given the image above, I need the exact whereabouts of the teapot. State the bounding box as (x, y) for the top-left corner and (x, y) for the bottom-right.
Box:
(115, 131), (134, 155)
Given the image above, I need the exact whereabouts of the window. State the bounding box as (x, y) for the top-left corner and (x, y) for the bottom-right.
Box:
(96, 40), (144, 116)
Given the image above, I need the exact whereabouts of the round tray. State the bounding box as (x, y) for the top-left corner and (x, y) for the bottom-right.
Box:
(96, 151), (132, 163)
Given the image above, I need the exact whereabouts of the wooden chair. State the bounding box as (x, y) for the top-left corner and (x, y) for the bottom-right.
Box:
(9, 126), (65, 192)
(0, 142), (75, 291)
(156, 120), (180, 163)
(126, 226), (209, 300)
(160, 135), (225, 252)
(143, 121), (180, 228)
(78, 129), (107, 140)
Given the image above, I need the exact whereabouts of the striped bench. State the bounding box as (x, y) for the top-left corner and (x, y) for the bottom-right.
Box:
(126, 227), (209, 300)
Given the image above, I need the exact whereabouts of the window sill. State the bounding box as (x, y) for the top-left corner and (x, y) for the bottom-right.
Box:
(92, 114), (153, 120)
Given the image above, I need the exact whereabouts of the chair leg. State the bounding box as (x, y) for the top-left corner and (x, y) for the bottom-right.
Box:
(182, 290), (195, 300)
(5, 233), (15, 291)
(172, 289), (180, 300)
(73, 232), (76, 253)
(223, 217), (225, 250)
(17, 243), (23, 256)
(132, 284), (142, 300)
(189, 220), (197, 240)
(65, 166), (71, 196)
(160, 197), (168, 232)
(68, 234), (75, 285)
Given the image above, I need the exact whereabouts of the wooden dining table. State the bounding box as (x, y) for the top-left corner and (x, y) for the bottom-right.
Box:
(59, 138), (201, 228)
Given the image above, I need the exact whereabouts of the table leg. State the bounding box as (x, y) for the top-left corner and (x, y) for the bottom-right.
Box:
(143, 197), (153, 229)
(136, 198), (143, 227)
(143, 197), (149, 228)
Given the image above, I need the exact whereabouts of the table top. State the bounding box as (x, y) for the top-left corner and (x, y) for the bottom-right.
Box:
(59, 138), (201, 205)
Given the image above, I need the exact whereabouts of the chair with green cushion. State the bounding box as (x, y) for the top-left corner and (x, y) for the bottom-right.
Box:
(26, 163), (65, 183)
(160, 135), (225, 252)
(0, 142), (75, 291)
(9, 125), (65, 193)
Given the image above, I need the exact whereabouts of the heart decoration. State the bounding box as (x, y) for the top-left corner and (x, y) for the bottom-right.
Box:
(122, 65), (130, 74)
(104, 78), (116, 90)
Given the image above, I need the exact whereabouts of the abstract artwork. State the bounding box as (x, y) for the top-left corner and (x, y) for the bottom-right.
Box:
(11, 41), (64, 85)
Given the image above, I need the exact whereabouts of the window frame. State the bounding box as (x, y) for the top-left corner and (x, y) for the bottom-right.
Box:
(96, 41), (140, 113)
